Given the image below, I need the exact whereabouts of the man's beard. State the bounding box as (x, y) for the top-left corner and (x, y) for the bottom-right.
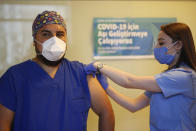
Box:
(35, 45), (65, 67)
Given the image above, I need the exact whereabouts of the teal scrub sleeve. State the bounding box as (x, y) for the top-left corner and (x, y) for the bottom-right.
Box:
(155, 68), (193, 98)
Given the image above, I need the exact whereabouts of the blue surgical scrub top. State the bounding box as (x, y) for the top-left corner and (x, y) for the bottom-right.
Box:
(145, 64), (196, 131)
(0, 59), (91, 131)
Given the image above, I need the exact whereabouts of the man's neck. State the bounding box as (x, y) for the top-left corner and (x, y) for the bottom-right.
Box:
(32, 57), (60, 78)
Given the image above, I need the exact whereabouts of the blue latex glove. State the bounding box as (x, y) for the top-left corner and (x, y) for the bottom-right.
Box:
(96, 73), (109, 90)
(84, 62), (97, 77)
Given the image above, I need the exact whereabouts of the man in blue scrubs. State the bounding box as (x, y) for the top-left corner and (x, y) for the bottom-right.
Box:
(0, 11), (115, 131)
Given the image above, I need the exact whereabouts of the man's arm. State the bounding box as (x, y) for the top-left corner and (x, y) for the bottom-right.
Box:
(0, 104), (14, 131)
(87, 75), (115, 131)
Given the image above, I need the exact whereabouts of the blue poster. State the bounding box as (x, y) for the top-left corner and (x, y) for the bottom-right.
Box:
(93, 18), (176, 59)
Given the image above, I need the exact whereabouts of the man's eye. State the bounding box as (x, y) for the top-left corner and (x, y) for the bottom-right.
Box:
(42, 33), (51, 37)
(56, 33), (64, 37)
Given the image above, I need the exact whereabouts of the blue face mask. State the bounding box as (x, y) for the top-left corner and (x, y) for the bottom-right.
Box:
(153, 41), (177, 65)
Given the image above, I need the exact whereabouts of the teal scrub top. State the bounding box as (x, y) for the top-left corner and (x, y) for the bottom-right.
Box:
(145, 64), (196, 131)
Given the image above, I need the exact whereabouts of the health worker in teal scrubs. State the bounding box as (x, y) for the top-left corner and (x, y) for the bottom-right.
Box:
(85, 23), (196, 131)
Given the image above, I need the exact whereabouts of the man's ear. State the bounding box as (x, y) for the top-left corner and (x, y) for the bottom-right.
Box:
(33, 41), (36, 46)
(33, 37), (38, 46)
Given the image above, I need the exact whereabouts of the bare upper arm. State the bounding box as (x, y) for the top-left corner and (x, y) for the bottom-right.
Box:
(87, 75), (114, 116)
(0, 104), (14, 131)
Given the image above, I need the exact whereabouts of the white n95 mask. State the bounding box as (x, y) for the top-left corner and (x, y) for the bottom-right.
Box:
(35, 36), (66, 61)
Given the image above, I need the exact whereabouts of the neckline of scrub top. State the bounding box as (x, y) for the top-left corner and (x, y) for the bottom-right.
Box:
(178, 62), (193, 72)
(28, 59), (63, 82)
(170, 62), (192, 72)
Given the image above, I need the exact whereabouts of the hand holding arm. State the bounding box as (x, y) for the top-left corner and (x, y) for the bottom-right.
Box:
(84, 62), (97, 77)
(85, 63), (109, 90)
(85, 63), (150, 114)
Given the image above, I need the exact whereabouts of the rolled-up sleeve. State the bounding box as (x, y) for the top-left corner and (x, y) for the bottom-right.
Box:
(155, 69), (192, 98)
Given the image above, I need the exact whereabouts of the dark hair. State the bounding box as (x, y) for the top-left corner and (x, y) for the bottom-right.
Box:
(161, 23), (196, 71)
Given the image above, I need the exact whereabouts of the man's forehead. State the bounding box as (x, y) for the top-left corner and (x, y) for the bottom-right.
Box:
(39, 24), (66, 33)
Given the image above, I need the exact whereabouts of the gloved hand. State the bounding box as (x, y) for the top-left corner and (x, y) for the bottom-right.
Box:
(84, 62), (97, 77)
(96, 73), (109, 90)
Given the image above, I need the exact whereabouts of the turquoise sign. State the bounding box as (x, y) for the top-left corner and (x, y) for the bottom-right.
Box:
(93, 18), (176, 59)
